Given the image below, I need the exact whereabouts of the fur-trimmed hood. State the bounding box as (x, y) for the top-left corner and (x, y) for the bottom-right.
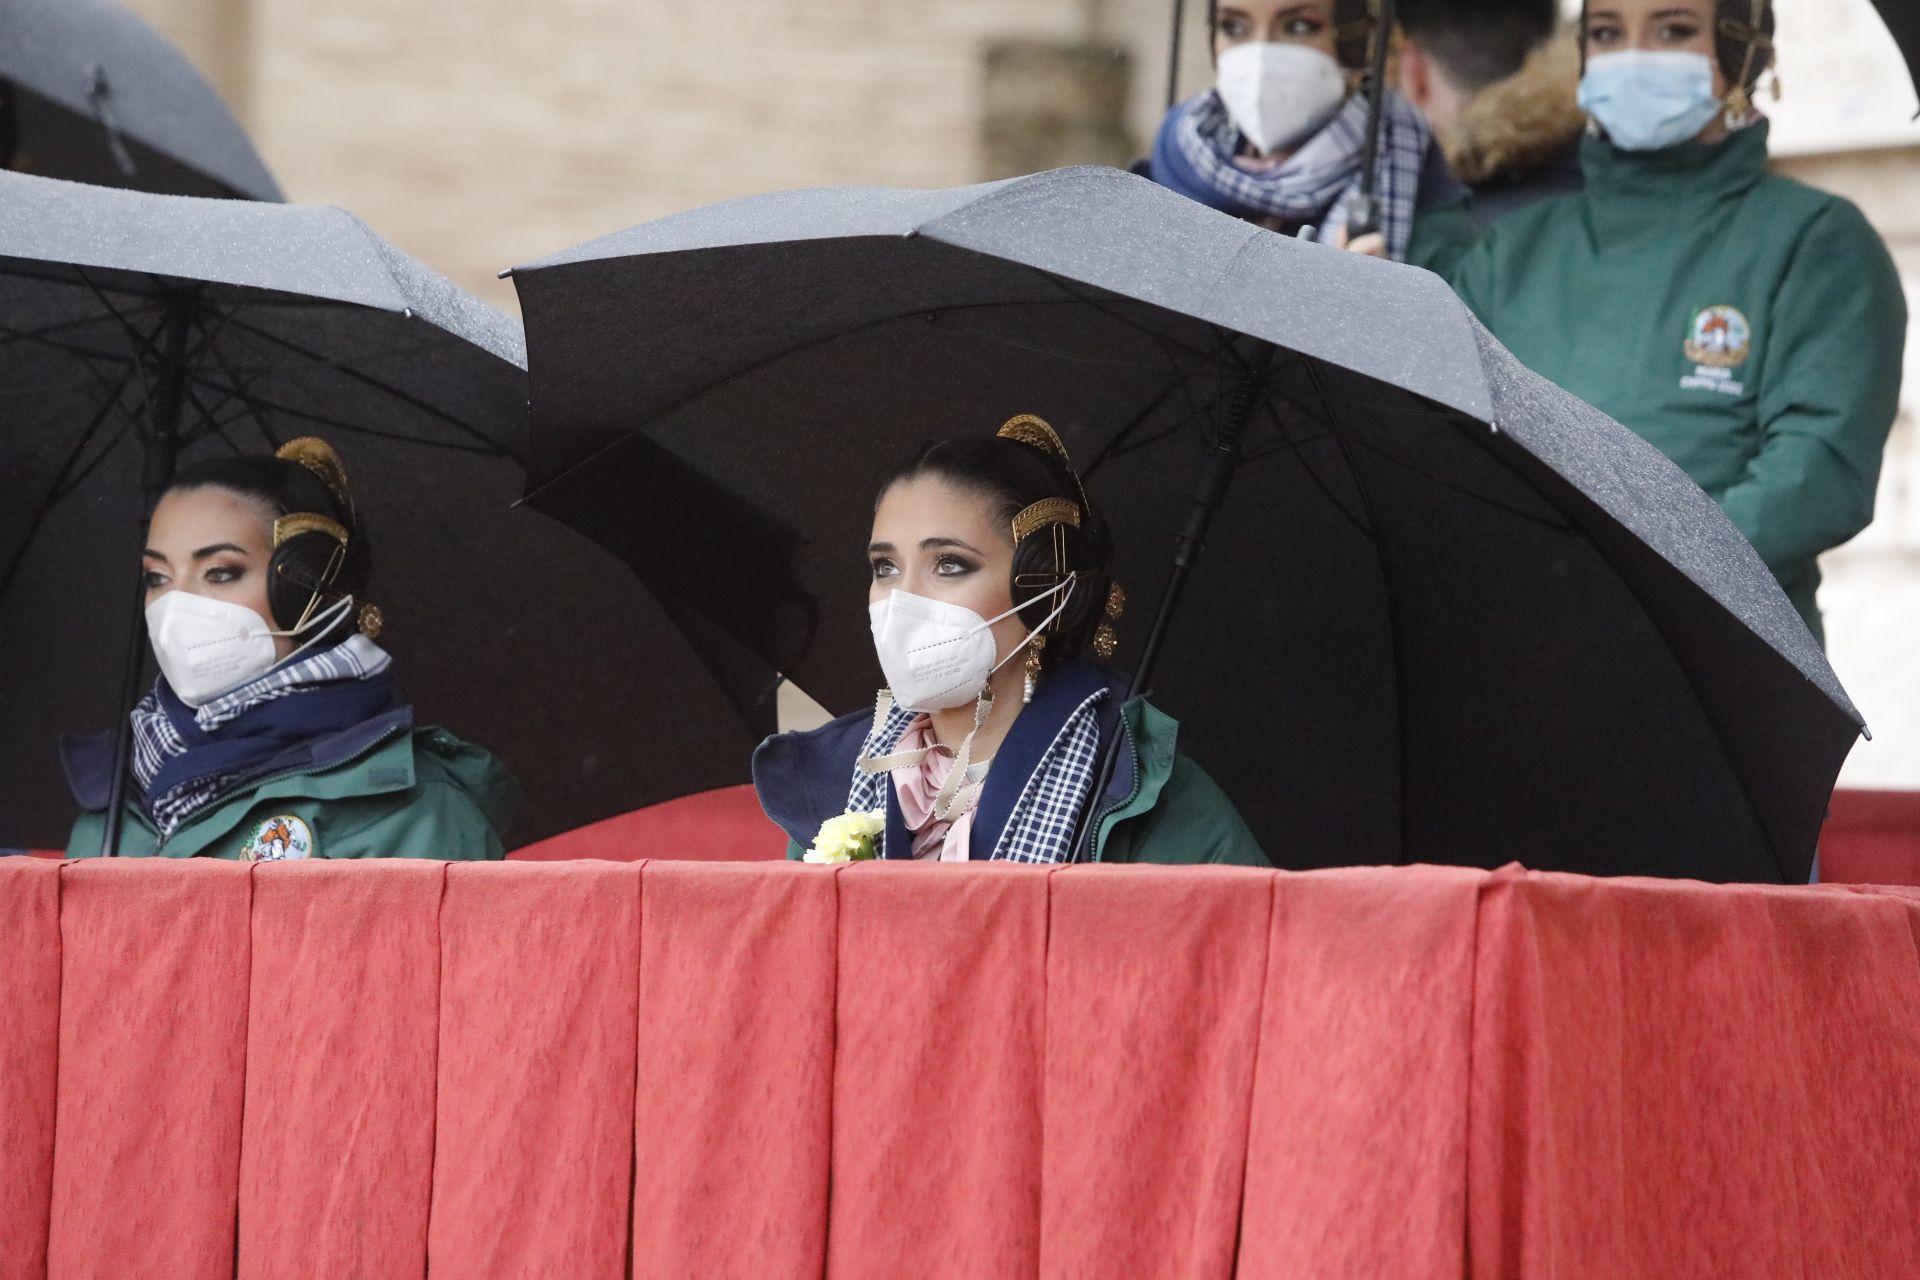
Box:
(1445, 25), (1586, 188)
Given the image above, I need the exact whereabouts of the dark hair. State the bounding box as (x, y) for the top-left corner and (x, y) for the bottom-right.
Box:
(1206, 0), (1379, 70)
(162, 451), (371, 649)
(879, 435), (1115, 675)
(1400, 0), (1559, 92)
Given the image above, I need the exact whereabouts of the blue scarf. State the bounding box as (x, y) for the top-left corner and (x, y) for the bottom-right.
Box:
(132, 636), (397, 836)
(1149, 88), (1434, 263)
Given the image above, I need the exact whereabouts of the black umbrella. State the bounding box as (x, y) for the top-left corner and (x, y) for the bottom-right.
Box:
(1866, 0), (1920, 116)
(0, 0), (280, 200)
(509, 166), (1862, 884)
(0, 170), (761, 851)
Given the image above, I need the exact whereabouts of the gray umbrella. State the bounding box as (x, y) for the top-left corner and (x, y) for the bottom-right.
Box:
(0, 0), (280, 200)
(0, 170), (762, 852)
(510, 165), (1861, 884)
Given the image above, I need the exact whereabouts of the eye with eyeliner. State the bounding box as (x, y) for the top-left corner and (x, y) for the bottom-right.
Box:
(935, 554), (976, 577)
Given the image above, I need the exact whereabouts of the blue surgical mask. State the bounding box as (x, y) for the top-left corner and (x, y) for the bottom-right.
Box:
(1577, 51), (1722, 152)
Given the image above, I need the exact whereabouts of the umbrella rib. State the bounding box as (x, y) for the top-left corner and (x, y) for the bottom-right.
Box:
(171, 372), (500, 453)
(523, 296), (1201, 504)
(214, 314), (514, 456)
(1014, 270), (1222, 367)
(0, 362), (143, 599)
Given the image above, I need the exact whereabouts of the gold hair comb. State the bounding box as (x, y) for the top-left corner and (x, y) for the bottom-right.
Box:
(275, 437), (352, 513)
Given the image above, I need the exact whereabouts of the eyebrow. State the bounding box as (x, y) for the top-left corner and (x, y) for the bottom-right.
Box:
(865, 537), (986, 555)
(142, 542), (250, 561)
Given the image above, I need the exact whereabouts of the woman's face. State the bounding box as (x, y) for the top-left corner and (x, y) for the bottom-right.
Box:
(143, 486), (295, 661)
(868, 474), (1029, 672)
(1585, 2), (1729, 96)
(1213, 1), (1339, 60)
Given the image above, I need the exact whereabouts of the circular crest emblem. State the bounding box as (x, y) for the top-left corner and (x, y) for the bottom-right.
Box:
(1683, 305), (1751, 368)
(242, 815), (315, 862)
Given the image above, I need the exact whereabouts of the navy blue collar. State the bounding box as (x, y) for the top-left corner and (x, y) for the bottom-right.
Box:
(62, 705), (416, 814)
(751, 660), (1135, 860)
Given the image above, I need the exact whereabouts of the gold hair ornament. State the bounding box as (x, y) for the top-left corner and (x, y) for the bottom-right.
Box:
(1010, 497), (1080, 544)
(275, 436), (353, 515)
(272, 512), (349, 549)
(996, 413), (1092, 517)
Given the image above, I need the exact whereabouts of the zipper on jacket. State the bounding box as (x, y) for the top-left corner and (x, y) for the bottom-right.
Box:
(1087, 712), (1145, 864)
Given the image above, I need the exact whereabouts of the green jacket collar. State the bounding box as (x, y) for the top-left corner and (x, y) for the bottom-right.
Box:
(1579, 119), (1769, 238)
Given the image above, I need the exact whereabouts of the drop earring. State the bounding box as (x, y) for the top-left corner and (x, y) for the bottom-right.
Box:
(1024, 634), (1047, 704)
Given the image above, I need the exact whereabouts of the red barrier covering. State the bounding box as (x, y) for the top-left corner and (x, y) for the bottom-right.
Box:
(240, 861), (442, 1280)
(3, 860), (1918, 1280)
(631, 861), (837, 1278)
(432, 860), (641, 1277)
(830, 864), (1049, 1276)
(0, 860), (59, 1280)
(48, 861), (252, 1280)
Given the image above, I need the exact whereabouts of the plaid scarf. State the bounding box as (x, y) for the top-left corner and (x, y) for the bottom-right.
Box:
(846, 688), (1108, 865)
(131, 634), (394, 838)
(1154, 87), (1432, 263)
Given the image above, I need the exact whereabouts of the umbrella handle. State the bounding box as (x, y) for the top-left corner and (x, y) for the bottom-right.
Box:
(1071, 349), (1274, 860)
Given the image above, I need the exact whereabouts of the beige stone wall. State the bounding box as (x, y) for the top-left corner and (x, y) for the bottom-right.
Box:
(126, 0), (1136, 311)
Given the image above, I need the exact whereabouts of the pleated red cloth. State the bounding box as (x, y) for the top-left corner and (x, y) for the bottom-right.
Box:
(47, 860), (252, 1280)
(830, 863), (1049, 1276)
(239, 860), (443, 1280)
(0, 859), (60, 1280)
(430, 860), (642, 1278)
(631, 861), (837, 1278)
(4, 858), (1919, 1280)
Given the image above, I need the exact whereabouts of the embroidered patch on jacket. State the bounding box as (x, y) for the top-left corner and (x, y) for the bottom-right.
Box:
(1679, 305), (1752, 397)
(241, 815), (315, 861)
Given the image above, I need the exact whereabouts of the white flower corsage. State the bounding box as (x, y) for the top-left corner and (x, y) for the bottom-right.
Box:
(803, 808), (885, 863)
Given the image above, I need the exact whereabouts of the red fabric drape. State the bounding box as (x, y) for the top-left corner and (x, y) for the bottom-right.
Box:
(47, 861), (252, 1280)
(0, 859), (60, 1280)
(829, 863), (1050, 1276)
(430, 860), (641, 1278)
(239, 861), (442, 1280)
(5, 859), (1920, 1278)
(1468, 871), (1920, 1279)
(631, 861), (837, 1279)
(1238, 864), (1482, 1278)
(1041, 865), (1274, 1277)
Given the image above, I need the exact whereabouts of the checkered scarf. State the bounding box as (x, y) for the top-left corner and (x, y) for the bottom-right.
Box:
(131, 634), (392, 838)
(846, 688), (1108, 864)
(1168, 88), (1432, 262)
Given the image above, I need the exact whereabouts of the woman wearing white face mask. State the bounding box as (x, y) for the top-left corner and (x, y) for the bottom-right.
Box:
(1143, 0), (1479, 270)
(752, 416), (1265, 866)
(1449, 0), (1906, 645)
(63, 438), (517, 860)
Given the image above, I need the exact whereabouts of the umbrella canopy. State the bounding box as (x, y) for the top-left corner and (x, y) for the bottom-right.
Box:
(0, 170), (758, 849)
(510, 165), (1861, 884)
(1867, 0), (1920, 114)
(0, 0), (280, 200)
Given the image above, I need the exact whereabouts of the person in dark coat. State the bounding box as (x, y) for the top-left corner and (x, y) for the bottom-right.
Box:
(1399, 1), (1586, 228)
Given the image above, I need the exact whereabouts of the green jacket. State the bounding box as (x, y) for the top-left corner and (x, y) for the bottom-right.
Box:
(1406, 198), (1482, 281)
(1449, 122), (1907, 642)
(64, 711), (517, 861)
(757, 662), (1266, 866)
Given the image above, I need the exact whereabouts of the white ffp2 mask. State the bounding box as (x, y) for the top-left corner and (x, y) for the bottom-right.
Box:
(1215, 42), (1348, 156)
(145, 589), (353, 707)
(869, 577), (1076, 713)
